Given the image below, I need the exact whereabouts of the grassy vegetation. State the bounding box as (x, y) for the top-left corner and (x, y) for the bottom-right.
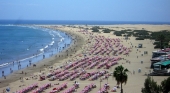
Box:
(90, 26), (170, 49)
(91, 26), (100, 32)
(112, 28), (170, 49)
(103, 28), (112, 33)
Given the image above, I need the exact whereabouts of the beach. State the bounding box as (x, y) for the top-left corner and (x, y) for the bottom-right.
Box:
(0, 24), (170, 93)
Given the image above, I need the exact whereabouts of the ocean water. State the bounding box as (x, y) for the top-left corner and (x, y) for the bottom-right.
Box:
(0, 20), (170, 25)
(0, 25), (72, 77)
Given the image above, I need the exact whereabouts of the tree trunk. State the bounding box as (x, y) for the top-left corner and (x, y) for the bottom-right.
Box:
(121, 71), (123, 93)
(160, 40), (164, 49)
(121, 83), (123, 93)
(160, 41), (162, 49)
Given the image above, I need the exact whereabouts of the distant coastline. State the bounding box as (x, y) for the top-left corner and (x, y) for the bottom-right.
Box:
(0, 20), (170, 25)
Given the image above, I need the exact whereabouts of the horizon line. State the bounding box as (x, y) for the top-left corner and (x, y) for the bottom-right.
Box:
(0, 19), (170, 23)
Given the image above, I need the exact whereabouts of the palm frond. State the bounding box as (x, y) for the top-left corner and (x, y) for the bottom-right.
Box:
(112, 65), (129, 85)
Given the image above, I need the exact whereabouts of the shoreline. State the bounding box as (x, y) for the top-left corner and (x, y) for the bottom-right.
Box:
(0, 26), (86, 88)
(0, 26), (72, 77)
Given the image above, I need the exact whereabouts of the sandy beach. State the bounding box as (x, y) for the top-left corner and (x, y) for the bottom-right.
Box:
(0, 24), (170, 93)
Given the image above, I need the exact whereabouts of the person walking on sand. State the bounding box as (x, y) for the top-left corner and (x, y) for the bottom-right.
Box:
(133, 70), (135, 74)
(2, 71), (4, 76)
(18, 65), (20, 69)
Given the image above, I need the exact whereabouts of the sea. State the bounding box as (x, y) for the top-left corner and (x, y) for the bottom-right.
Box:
(0, 20), (170, 25)
(0, 20), (170, 77)
(0, 23), (73, 77)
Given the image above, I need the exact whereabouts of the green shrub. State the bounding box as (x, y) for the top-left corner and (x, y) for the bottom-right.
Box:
(154, 45), (160, 48)
(115, 34), (122, 36)
(103, 29), (111, 33)
(136, 37), (145, 40)
(153, 42), (159, 45)
(92, 26), (99, 32)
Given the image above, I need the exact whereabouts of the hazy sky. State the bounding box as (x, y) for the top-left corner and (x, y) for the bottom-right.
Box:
(0, 0), (170, 22)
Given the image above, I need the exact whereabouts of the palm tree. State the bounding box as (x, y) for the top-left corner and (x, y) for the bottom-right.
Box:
(113, 65), (129, 93)
(157, 34), (165, 49)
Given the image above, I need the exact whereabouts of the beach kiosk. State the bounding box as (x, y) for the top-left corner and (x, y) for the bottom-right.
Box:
(124, 34), (128, 40)
(138, 44), (143, 48)
(150, 54), (170, 67)
(153, 60), (170, 70)
(152, 60), (170, 76)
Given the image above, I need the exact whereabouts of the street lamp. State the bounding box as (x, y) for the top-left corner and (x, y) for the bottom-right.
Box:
(100, 76), (102, 92)
(107, 76), (108, 84)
